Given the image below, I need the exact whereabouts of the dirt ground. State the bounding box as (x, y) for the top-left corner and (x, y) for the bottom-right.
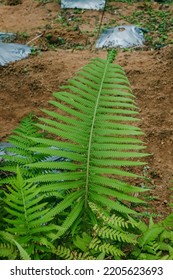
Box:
(0, 0), (173, 220)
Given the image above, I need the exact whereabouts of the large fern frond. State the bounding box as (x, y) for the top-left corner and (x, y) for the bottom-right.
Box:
(25, 55), (148, 236)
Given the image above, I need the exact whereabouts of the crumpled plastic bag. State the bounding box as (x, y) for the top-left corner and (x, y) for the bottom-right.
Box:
(61, 0), (105, 10)
(96, 25), (146, 49)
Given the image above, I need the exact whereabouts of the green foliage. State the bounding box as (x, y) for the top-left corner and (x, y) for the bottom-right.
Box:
(0, 231), (30, 260)
(130, 216), (173, 260)
(107, 49), (118, 63)
(0, 114), (46, 184)
(0, 53), (172, 260)
(121, 4), (173, 48)
(25, 55), (148, 237)
(55, 204), (173, 260)
(88, 203), (137, 259)
(54, 203), (137, 260)
(0, 167), (58, 259)
(4, 167), (54, 236)
(54, 244), (95, 260)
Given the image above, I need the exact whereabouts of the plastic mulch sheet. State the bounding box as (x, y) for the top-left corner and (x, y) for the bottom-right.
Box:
(0, 143), (70, 163)
(0, 32), (32, 66)
(0, 32), (16, 42)
(0, 143), (14, 160)
(0, 43), (32, 66)
(61, 0), (105, 10)
(96, 25), (146, 49)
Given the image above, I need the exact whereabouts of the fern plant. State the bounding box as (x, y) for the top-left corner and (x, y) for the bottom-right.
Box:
(0, 52), (172, 260)
(0, 114), (47, 185)
(130, 216), (173, 260)
(87, 202), (138, 259)
(0, 167), (58, 259)
(54, 203), (173, 260)
(53, 202), (137, 260)
(0, 231), (31, 260)
(24, 51), (149, 238)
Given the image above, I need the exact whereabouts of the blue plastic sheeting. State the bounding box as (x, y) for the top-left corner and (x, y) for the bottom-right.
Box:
(0, 43), (32, 66)
(0, 32), (32, 66)
(0, 143), (70, 163)
(0, 32), (16, 42)
(0, 143), (14, 160)
(96, 25), (146, 49)
(61, 0), (105, 10)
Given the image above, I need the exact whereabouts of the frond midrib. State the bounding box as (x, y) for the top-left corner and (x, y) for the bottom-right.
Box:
(84, 59), (110, 210)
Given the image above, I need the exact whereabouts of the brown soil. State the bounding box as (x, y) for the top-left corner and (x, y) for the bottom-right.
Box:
(0, 0), (172, 220)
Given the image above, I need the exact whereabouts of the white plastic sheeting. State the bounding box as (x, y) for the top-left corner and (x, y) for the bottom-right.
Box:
(61, 0), (105, 10)
(0, 43), (32, 66)
(0, 32), (32, 66)
(96, 25), (146, 49)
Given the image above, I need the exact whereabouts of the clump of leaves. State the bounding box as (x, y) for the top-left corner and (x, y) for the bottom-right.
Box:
(0, 114), (47, 185)
(122, 4), (173, 48)
(0, 50), (172, 260)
